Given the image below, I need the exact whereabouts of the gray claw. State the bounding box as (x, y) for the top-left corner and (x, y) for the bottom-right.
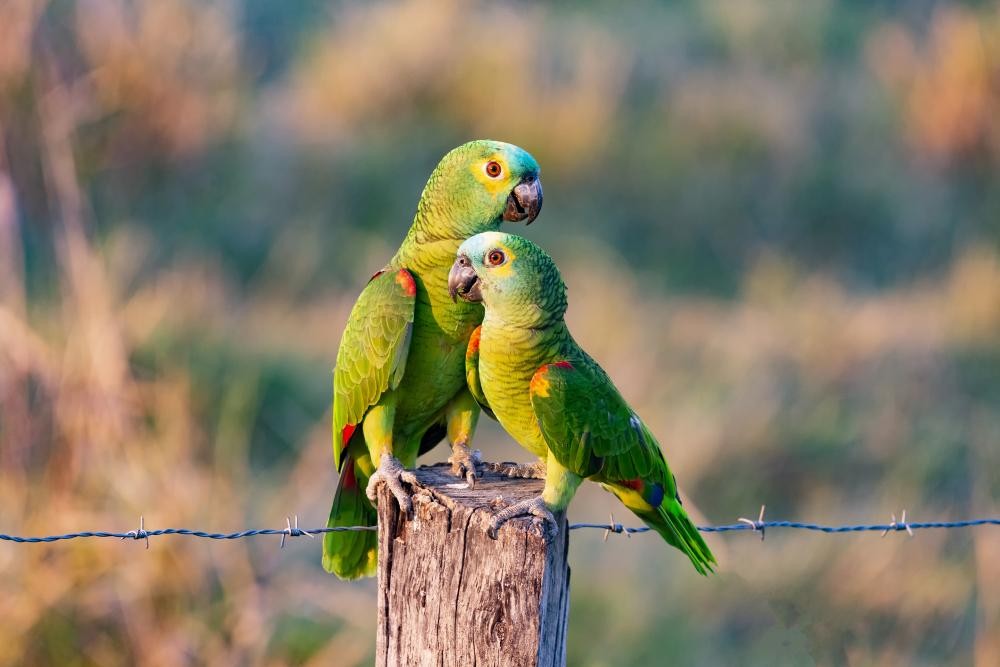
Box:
(366, 453), (419, 515)
(488, 495), (559, 541)
(448, 442), (482, 488)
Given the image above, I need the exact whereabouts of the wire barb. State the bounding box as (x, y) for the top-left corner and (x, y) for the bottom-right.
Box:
(121, 515), (150, 549)
(603, 512), (628, 541)
(279, 515), (314, 549)
(737, 505), (767, 541)
(881, 510), (914, 538)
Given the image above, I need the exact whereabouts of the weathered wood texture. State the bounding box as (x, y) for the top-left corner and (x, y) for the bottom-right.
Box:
(376, 464), (570, 667)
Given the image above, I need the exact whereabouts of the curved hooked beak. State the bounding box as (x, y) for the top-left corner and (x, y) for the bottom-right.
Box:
(448, 255), (482, 303)
(502, 175), (543, 225)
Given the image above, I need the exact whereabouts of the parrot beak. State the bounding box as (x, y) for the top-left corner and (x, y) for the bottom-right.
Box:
(502, 175), (543, 225)
(448, 255), (482, 303)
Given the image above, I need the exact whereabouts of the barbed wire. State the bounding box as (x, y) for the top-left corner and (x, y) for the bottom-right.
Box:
(2, 508), (998, 548)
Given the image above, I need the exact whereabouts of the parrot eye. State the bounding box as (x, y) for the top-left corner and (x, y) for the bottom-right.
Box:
(487, 249), (506, 266)
(485, 161), (503, 178)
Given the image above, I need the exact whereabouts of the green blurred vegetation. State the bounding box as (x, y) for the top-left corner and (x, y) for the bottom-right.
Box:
(1, 1), (999, 665)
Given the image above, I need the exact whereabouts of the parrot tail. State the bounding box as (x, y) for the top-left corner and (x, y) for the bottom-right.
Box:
(643, 498), (716, 576)
(322, 456), (378, 579)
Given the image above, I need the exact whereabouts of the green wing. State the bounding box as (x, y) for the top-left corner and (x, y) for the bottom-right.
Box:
(332, 268), (417, 470)
(531, 357), (714, 574)
(529, 358), (670, 486)
(464, 326), (495, 419)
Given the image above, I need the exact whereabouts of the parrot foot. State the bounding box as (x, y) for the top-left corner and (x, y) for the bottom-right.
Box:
(448, 442), (482, 488)
(487, 495), (559, 541)
(365, 453), (419, 515)
(484, 460), (546, 480)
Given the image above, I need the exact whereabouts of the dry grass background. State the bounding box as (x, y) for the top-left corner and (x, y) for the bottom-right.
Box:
(1, 1), (999, 665)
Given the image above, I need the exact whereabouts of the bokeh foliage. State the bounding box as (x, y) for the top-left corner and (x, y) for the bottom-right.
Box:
(1, 1), (999, 665)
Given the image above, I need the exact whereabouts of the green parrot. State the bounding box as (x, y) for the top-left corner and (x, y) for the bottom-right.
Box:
(324, 141), (543, 579)
(448, 232), (716, 575)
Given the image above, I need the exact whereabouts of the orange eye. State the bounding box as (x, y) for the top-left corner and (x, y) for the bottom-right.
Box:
(487, 249), (506, 266)
(485, 161), (503, 178)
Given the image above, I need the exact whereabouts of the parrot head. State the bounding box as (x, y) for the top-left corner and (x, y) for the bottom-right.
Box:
(422, 140), (543, 231)
(449, 231), (567, 328)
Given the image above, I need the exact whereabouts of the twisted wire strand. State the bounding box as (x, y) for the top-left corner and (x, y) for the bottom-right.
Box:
(571, 518), (1000, 536)
(2, 517), (997, 544)
(0, 526), (376, 544)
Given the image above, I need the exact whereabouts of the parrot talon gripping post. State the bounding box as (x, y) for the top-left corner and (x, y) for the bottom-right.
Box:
(365, 453), (420, 516)
(487, 495), (559, 541)
(447, 442), (482, 488)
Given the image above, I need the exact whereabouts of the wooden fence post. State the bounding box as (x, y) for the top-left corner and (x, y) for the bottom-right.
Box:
(376, 463), (570, 667)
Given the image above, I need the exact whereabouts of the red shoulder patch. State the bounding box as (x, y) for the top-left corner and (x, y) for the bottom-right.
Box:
(530, 364), (555, 397)
(623, 478), (644, 492)
(341, 456), (357, 490)
(395, 269), (417, 296)
(341, 423), (357, 446)
(531, 361), (575, 398)
(620, 478), (664, 508)
(466, 326), (482, 359)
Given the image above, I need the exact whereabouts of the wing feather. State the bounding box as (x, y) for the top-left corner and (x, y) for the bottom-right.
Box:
(332, 268), (416, 469)
(529, 359), (662, 481)
(464, 326), (495, 419)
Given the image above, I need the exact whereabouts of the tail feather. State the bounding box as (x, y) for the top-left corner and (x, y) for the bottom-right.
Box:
(644, 499), (716, 576)
(322, 457), (378, 580)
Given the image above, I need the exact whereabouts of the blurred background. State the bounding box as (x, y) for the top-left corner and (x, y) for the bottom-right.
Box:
(1, 1), (999, 665)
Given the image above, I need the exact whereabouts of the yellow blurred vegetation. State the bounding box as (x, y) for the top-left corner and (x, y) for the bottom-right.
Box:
(869, 4), (1000, 162)
(281, 0), (629, 173)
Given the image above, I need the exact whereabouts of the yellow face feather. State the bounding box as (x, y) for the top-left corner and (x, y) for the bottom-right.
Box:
(489, 240), (518, 279)
(469, 153), (518, 198)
